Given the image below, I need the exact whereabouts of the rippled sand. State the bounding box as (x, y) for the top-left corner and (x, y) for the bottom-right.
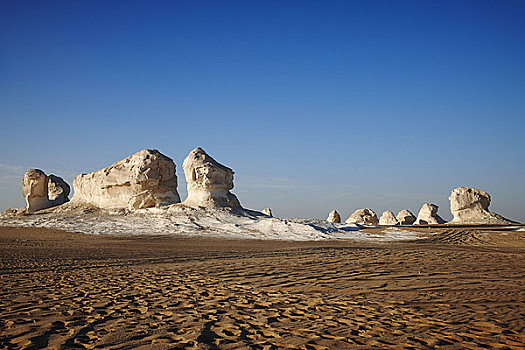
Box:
(1, 226), (524, 349)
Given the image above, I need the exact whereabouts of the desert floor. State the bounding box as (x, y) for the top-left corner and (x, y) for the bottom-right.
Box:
(0, 226), (524, 349)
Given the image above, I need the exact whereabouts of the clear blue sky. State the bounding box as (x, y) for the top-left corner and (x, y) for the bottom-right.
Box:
(1, 0), (524, 221)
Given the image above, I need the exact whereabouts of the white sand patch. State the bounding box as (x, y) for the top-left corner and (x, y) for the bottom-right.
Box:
(0, 205), (427, 241)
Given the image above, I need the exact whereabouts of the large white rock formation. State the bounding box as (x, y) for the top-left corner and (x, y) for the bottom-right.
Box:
(345, 208), (378, 225)
(449, 187), (513, 224)
(379, 211), (398, 225)
(182, 147), (241, 209)
(396, 209), (416, 225)
(23, 169), (70, 213)
(414, 203), (446, 225)
(326, 210), (341, 223)
(72, 149), (180, 210)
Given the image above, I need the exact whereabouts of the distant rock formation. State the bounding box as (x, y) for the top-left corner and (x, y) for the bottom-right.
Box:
(449, 187), (513, 224)
(396, 209), (416, 225)
(262, 208), (273, 217)
(346, 208), (378, 225)
(379, 211), (398, 225)
(72, 149), (180, 210)
(1, 208), (25, 217)
(182, 147), (241, 209)
(326, 210), (341, 223)
(23, 169), (70, 213)
(414, 203), (446, 225)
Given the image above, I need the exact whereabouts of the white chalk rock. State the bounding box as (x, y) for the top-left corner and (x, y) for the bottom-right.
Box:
(128, 191), (157, 211)
(22, 169), (48, 212)
(449, 187), (513, 224)
(72, 149), (180, 210)
(22, 169), (70, 213)
(345, 208), (378, 225)
(262, 208), (273, 217)
(182, 147), (241, 209)
(379, 211), (398, 225)
(47, 175), (70, 204)
(414, 203), (446, 225)
(396, 209), (416, 225)
(326, 210), (341, 223)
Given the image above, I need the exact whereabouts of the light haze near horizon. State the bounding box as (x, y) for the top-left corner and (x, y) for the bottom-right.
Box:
(1, 1), (524, 222)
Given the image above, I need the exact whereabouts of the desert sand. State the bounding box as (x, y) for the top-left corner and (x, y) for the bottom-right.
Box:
(1, 226), (524, 349)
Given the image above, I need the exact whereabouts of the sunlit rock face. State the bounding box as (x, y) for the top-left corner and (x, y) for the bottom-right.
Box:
(326, 210), (341, 223)
(345, 208), (378, 225)
(262, 208), (273, 217)
(379, 211), (398, 225)
(23, 169), (70, 213)
(396, 209), (416, 225)
(449, 187), (513, 224)
(72, 149), (180, 210)
(414, 203), (446, 225)
(182, 147), (241, 209)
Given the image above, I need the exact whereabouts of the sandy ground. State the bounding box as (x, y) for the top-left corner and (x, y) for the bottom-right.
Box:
(0, 226), (524, 349)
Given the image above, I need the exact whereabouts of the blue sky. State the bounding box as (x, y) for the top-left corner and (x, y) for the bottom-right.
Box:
(1, 0), (524, 221)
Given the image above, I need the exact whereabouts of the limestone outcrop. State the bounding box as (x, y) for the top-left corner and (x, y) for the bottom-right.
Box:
(182, 147), (241, 209)
(1, 207), (27, 217)
(396, 209), (416, 225)
(414, 203), (446, 225)
(326, 210), (341, 223)
(72, 149), (180, 210)
(449, 187), (513, 224)
(23, 169), (70, 213)
(262, 208), (273, 217)
(345, 208), (378, 225)
(379, 211), (398, 225)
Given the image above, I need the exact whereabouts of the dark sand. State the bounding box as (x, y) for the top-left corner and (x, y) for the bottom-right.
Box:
(0, 226), (524, 349)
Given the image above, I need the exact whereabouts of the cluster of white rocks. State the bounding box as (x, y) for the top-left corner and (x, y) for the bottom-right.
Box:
(4, 147), (244, 216)
(16, 169), (70, 215)
(327, 187), (514, 226)
(2, 147), (517, 228)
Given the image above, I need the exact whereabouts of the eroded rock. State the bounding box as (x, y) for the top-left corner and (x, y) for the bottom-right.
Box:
(345, 208), (378, 225)
(262, 208), (273, 217)
(327, 210), (341, 223)
(396, 209), (416, 225)
(23, 169), (70, 213)
(72, 149), (180, 210)
(379, 211), (398, 225)
(1, 207), (27, 217)
(326, 210), (341, 224)
(414, 203), (446, 225)
(449, 187), (513, 224)
(47, 175), (70, 204)
(128, 191), (157, 211)
(182, 147), (241, 209)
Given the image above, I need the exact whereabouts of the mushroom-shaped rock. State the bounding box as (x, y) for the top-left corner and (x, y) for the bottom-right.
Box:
(72, 149), (180, 210)
(396, 209), (416, 225)
(449, 187), (513, 224)
(182, 147), (241, 209)
(23, 169), (70, 213)
(414, 203), (446, 225)
(261, 208), (273, 217)
(345, 208), (378, 225)
(379, 211), (398, 225)
(327, 210), (341, 223)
